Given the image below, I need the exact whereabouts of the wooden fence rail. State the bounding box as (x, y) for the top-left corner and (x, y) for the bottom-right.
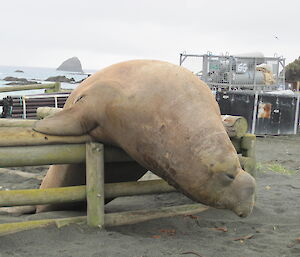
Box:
(0, 83), (60, 93)
(0, 180), (176, 207)
(0, 204), (209, 236)
(0, 122), (256, 173)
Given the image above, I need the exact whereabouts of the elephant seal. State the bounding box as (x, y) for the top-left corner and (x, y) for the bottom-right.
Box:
(34, 60), (255, 217)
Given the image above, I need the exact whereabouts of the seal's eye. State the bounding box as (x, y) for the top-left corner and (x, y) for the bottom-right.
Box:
(226, 174), (235, 180)
(219, 173), (235, 185)
(75, 95), (85, 103)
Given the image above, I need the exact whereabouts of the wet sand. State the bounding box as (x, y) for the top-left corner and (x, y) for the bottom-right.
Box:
(0, 135), (300, 257)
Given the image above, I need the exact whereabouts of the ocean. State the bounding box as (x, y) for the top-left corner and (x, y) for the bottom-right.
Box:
(0, 65), (96, 100)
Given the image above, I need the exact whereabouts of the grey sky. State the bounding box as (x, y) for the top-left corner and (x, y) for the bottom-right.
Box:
(0, 0), (298, 70)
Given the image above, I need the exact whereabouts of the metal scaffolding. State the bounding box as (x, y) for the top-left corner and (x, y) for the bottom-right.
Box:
(179, 52), (285, 91)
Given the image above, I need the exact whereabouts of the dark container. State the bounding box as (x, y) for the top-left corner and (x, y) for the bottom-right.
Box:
(216, 91), (300, 135)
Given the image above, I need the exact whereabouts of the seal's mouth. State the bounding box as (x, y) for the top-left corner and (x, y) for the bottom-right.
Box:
(238, 213), (248, 218)
(232, 199), (255, 218)
(235, 209), (251, 218)
(214, 198), (254, 218)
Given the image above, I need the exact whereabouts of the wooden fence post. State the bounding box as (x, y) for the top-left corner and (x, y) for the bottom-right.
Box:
(86, 142), (105, 228)
(45, 82), (61, 93)
(241, 134), (256, 159)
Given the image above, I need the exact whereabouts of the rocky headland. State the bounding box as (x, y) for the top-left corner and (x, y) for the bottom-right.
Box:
(56, 57), (83, 73)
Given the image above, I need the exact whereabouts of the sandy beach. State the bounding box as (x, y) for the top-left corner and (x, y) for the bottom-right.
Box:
(0, 134), (300, 257)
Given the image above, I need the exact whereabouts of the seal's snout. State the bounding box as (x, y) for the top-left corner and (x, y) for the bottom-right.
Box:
(222, 170), (256, 218)
(234, 172), (255, 218)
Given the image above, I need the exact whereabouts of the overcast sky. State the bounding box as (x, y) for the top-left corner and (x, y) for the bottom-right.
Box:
(0, 0), (298, 70)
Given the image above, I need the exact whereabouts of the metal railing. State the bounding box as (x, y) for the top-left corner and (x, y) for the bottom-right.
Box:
(180, 53), (285, 91)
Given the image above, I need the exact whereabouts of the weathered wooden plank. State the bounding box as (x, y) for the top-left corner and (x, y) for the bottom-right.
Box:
(0, 186), (86, 207)
(86, 142), (105, 228)
(0, 144), (86, 167)
(0, 83), (57, 93)
(241, 133), (256, 158)
(231, 137), (241, 153)
(0, 119), (36, 127)
(0, 144), (132, 167)
(221, 115), (248, 138)
(105, 204), (209, 227)
(105, 179), (175, 199)
(238, 156), (256, 177)
(0, 180), (175, 207)
(0, 204), (208, 236)
(0, 127), (90, 147)
(36, 107), (62, 119)
(0, 216), (86, 236)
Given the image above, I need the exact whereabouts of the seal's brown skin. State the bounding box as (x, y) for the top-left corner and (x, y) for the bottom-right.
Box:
(37, 162), (147, 211)
(34, 60), (256, 217)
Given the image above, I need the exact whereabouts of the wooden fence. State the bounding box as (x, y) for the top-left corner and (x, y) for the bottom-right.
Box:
(0, 115), (256, 236)
(0, 128), (210, 236)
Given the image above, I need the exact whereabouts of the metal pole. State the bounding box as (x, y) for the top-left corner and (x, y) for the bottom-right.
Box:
(54, 96), (58, 108)
(202, 55), (208, 83)
(179, 53), (188, 66)
(253, 58), (257, 90)
(294, 94), (300, 134)
(251, 92), (259, 134)
(229, 56), (233, 91)
(22, 97), (27, 119)
(276, 58), (280, 86)
(282, 58), (286, 83)
(86, 142), (105, 228)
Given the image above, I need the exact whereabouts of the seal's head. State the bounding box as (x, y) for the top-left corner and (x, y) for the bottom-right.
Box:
(182, 149), (256, 218)
(34, 60), (256, 217)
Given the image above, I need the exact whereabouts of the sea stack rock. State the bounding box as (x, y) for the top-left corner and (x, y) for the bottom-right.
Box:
(56, 57), (83, 73)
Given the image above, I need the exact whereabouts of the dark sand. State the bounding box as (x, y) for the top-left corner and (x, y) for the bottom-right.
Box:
(0, 135), (300, 257)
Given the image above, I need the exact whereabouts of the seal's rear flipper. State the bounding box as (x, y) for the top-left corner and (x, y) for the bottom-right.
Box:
(0, 206), (36, 215)
(33, 106), (97, 136)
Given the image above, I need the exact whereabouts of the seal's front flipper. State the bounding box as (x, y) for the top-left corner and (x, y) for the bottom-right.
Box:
(33, 105), (97, 136)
